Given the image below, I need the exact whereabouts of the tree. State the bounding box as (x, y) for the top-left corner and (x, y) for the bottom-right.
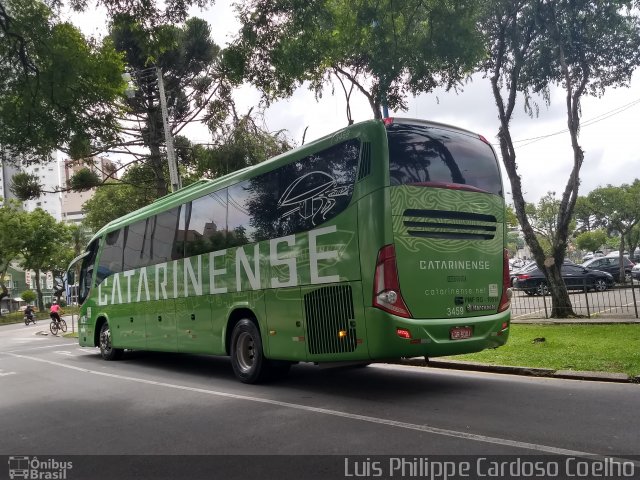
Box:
(180, 114), (294, 182)
(82, 164), (160, 232)
(587, 181), (640, 283)
(481, 0), (640, 316)
(0, 202), (27, 308)
(104, 15), (234, 197)
(575, 229), (607, 254)
(20, 290), (36, 304)
(0, 0), (126, 159)
(227, 0), (484, 120)
(19, 209), (70, 308)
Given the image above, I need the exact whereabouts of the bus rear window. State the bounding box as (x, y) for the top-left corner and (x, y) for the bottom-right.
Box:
(387, 123), (503, 196)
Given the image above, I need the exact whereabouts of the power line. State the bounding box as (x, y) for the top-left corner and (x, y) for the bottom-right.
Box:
(510, 98), (640, 149)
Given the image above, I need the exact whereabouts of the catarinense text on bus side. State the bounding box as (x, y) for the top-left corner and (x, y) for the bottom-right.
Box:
(96, 226), (339, 306)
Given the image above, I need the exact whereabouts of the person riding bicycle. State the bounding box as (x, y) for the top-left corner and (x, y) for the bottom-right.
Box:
(24, 305), (35, 321)
(49, 300), (62, 324)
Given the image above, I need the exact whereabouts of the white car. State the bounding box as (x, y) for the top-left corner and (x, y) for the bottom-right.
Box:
(0, 308), (9, 315)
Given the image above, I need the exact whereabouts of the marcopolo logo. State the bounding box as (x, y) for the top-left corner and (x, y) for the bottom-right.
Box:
(8, 456), (73, 479)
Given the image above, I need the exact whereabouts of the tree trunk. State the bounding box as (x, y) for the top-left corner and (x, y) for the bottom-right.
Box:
(34, 269), (44, 310)
(544, 260), (574, 317)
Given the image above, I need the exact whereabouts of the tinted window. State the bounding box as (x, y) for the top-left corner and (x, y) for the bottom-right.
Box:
(123, 219), (152, 271)
(152, 207), (181, 262)
(97, 230), (123, 282)
(185, 189), (228, 256)
(78, 241), (99, 302)
(387, 123), (502, 195)
(278, 139), (359, 235)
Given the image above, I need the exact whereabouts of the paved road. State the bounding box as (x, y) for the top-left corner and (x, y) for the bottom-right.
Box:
(1, 322), (638, 478)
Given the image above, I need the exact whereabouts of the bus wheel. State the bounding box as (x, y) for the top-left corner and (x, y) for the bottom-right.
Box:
(99, 322), (123, 361)
(230, 319), (269, 383)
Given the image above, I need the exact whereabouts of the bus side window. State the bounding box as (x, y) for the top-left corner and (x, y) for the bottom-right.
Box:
(278, 139), (359, 235)
(186, 189), (228, 256)
(152, 207), (181, 263)
(97, 230), (124, 281)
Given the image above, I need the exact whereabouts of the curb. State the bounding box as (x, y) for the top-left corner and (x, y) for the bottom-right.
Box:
(390, 358), (638, 384)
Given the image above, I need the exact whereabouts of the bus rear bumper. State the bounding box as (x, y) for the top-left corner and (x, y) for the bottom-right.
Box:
(365, 308), (511, 359)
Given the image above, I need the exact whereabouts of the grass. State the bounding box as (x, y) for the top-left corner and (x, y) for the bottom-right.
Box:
(444, 324), (640, 377)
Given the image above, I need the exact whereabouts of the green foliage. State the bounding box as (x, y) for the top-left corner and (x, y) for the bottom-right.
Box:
(110, 15), (230, 196)
(228, 0), (485, 118)
(82, 166), (159, 231)
(0, 0), (127, 157)
(9, 173), (42, 201)
(182, 116), (295, 181)
(20, 290), (36, 303)
(69, 168), (102, 191)
(575, 230), (607, 253)
(505, 205), (519, 229)
(0, 202), (28, 299)
(588, 182), (640, 232)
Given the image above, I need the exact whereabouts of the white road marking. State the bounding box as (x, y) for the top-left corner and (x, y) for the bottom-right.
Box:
(5, 351), (639, 465)
(0, 369), (16, 376)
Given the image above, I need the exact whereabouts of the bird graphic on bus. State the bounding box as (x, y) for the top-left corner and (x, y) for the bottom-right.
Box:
(278, 171), (350, 226)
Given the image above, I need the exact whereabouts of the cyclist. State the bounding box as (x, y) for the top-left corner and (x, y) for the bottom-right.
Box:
(50, 300), (62, 324)
(24, 305), (35, 322)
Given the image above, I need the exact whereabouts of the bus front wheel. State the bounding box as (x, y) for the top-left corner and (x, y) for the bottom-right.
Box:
(230, 319), (269, 383)
(99, 321), (123, 361)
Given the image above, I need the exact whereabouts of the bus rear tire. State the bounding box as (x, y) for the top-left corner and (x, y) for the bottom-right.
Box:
(230, 318), (271, 384)
(99, 321), (123, 361)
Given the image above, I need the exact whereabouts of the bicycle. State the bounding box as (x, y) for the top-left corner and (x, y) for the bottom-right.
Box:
(50, 317), (67, 336)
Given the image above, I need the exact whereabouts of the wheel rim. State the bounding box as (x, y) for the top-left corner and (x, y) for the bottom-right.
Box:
(50, 322), (58, 335)
(625, 273), (632, 283)
(61, 321), (67, 332)
(100, 326), (112, 354)
(537, 283), (548, 295)
(235, 331), (255, 373)
(595, 280), (606, 292)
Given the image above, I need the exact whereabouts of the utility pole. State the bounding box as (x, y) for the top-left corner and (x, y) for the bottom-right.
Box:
(156, 67), (181, 192)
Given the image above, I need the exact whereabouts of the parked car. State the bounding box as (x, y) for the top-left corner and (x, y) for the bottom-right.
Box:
(513, 264), (614, 295)
(581, 256), (634, 283)
(0, 308), (9, 315)
(582, 251), (604, 262)
(632, 263), (640, 281)
(509, 261), (536, 286)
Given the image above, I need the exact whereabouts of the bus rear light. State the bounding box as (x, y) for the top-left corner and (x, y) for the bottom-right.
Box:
(396, 328), (412, 339)
(373, 245), (412, 318)
(498, 249), (512, 313)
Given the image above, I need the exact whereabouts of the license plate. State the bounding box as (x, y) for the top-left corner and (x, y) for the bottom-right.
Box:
(450, 326), (473, 340)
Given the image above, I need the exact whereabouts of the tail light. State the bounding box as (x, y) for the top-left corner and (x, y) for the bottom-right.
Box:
(373, 245), (412, 318)
(517, 274), (531, 280)
(498, 249), (512, 313)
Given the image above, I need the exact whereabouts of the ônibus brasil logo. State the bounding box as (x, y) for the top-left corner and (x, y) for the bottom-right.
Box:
(8, 456), (73, 479)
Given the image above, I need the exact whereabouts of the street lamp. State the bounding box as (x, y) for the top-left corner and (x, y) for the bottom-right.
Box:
(122, 67), (182, 192)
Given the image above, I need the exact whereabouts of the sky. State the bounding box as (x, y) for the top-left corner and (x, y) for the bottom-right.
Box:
(68, 2), (640, 205)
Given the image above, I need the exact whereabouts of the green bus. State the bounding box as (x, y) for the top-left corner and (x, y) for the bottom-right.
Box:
(68, 118), (511, 383)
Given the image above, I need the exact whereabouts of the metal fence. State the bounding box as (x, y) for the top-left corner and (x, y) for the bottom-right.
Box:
(511, 277), (640, 320)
